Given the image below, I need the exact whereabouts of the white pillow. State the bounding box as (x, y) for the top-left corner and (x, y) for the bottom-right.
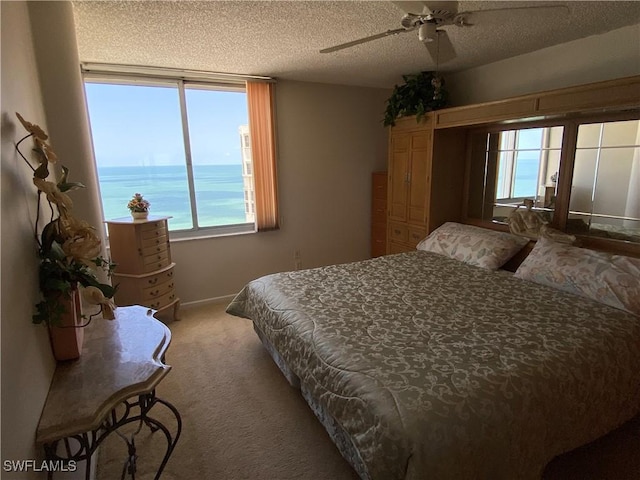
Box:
(515, 237), (640, 315)
(417, 222), (529, 270)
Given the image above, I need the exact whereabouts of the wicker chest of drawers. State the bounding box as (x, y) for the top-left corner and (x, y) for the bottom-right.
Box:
(106, 216), (180, 321)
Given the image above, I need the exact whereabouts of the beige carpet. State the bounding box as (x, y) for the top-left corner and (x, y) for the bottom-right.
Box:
(96, 302), (640, 480)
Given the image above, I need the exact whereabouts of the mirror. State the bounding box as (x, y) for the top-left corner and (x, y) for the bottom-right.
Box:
(466, 119), (640, 245)
(568, 119), (640, 243)
(467, 125), (564, 226)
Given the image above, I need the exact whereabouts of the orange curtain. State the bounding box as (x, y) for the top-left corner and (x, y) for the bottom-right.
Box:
(247, 81), (279, 231)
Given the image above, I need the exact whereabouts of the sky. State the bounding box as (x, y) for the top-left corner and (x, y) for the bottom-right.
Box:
(84, 82), (248, 168)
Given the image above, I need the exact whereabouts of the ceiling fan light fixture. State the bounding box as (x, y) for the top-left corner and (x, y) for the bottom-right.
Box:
(418, 22), (436, 43)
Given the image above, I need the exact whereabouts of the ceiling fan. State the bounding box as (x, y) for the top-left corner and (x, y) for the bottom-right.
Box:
(320, 1), (568, 64)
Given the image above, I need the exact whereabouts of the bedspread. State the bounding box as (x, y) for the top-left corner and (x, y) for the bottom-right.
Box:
(226, 251), (640, 480)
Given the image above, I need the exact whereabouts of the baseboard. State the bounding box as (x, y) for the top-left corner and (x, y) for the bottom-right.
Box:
(180, 294), (237, 308)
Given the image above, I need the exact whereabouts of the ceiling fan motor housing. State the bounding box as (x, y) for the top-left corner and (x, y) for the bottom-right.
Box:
(401, 7), (457, 43)
(418, 23), (437, 42)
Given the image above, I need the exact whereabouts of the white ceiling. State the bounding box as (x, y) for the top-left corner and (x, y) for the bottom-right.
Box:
(72, 1), (640, 89)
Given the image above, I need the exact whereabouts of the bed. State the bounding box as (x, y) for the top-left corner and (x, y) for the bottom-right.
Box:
(226, 224), (640, 480)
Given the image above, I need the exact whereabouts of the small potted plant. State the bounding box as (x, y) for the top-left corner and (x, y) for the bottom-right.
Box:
(383, 71), (449, 126)
(127, 193), (150, 220)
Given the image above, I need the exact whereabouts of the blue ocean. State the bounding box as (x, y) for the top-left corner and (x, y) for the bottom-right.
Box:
(97, 164), (247, 230)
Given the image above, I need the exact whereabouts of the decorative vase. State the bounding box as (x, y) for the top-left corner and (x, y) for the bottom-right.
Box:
(48, 289), (84, 361)
(131, 210), (149, 220)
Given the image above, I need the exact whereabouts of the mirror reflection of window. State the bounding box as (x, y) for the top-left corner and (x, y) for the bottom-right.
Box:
(568, 119), (640, 243)
(466, 126), (563, 225)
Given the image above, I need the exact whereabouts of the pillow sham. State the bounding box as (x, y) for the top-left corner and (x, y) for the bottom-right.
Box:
(514, 237), (640, 316)
(416, 222), (530, 270)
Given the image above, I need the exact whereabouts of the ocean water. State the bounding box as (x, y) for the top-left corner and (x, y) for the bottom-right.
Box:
(97, 164), (248, 230)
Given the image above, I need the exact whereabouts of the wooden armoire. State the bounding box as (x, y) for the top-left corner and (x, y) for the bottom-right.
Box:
(386, 114), (467, 254)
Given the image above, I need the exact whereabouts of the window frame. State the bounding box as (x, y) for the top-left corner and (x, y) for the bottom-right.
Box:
(83, 73), (258, 240)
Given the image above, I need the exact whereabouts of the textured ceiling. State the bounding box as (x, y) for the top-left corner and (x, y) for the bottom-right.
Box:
(72, 1), (640, 88)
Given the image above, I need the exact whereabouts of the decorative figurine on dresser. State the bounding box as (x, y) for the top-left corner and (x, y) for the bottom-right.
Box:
(106, 216), (180, 321)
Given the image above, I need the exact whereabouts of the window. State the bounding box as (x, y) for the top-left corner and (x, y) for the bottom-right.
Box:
(495, 127), (563, 201)
(84, 70), (278, 237)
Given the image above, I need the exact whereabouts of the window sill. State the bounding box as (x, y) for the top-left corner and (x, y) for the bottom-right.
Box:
(169, 223), (257, 242)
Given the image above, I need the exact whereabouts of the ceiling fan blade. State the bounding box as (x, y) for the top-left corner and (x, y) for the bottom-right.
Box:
(393, 1), (458, 15)
(392, 1), (427, 14)
(455, 4), (569, 25)
(424, 29), (456, 64)
(320, 28), (409, 53)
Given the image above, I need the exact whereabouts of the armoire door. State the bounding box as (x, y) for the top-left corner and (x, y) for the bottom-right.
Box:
(407, 130), (432, 224)
(388, 132), (410, 222)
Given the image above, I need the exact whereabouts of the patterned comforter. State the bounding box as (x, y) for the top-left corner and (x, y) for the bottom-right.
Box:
(226, 251), (640, 480)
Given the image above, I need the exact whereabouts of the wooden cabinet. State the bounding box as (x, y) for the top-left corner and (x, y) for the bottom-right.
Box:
(386, 116), (433, 253)
(106, 216), (180, 321)
(371, 171), (387, 257)
(386, 115), (468, 254)
(433, 75), (640, 129)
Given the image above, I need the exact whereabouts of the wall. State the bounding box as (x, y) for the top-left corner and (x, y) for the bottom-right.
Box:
(447, 24), (640, 106)
(171, 80), (390, 303)
(1, 2), (57, 477)
(28, 1), (104, 236)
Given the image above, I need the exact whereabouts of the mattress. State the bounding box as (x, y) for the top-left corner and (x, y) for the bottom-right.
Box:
(226, 251), (640, 480)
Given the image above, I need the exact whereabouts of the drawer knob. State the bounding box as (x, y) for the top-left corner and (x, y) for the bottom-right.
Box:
(148, 278), (158, 285)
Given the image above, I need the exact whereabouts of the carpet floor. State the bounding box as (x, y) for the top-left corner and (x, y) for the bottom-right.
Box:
(96, 302), (640, 480)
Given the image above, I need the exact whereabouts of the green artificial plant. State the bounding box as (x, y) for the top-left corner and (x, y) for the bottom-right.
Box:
(383, 71), (448, 127)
